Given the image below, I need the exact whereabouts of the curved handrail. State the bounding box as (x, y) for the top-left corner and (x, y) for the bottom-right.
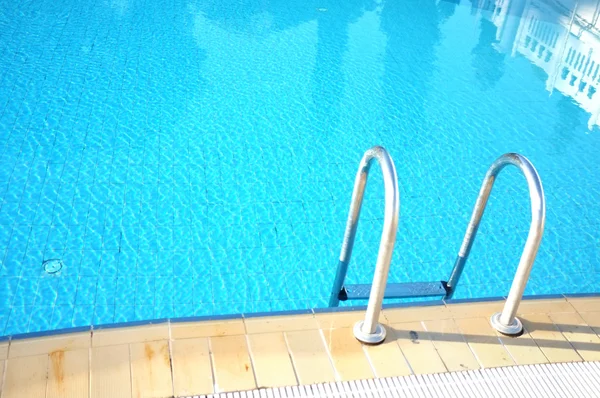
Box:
(328, 146), (400, 344)
(445, 153), (545, 335)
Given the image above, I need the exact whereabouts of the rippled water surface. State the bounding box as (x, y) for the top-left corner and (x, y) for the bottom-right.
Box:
(0, 0), (598, 335)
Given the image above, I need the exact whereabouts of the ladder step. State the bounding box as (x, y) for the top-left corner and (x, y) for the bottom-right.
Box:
(342, 281), (447, 301)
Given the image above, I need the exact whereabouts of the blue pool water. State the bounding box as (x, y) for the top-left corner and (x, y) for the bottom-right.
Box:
(0, 0), (599, 335)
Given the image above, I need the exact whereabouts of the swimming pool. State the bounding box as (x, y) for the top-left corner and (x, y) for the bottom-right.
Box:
(0, 0), (598, 336)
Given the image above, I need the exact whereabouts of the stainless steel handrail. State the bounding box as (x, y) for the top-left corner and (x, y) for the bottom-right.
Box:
(329, 146), (399, 344)
(445, 153), (545, 336)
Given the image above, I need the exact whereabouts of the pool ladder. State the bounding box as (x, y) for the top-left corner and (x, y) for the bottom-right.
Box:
(330, 146), (545, 344)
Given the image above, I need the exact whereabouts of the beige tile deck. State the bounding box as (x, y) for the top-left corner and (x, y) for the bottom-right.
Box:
(496, 330), (549, 365)
(285, 329), (336, 385)
(247, 332), (297, 388)
(0, 297), (598, 396)
(3, 354), (48, 398)
(579, 312), (600, 335)
(210, 335), (256, 393)
(424, 319), (480, 371)
(245, 314), (318, 334)
(0, 342), (9, 360)
(454, 317), (514, 368)
(446, 300), (505, 319)
(565, 297), (600, 313)
(384, 305), (452, 323)
(315, 310), (383, 330)
(90, 344), (131, 398)
(549, 312), (600, 361)
(0, 360), (5, 393)
(92, 324), (168, 347)
(323, 327), (374, 381)
(171, 338), (213, 396)
(130, 340), (173, 398)
(518, 298), (576, 315)
(9, 332), (90, 358)
(171, 319), (245, 339)
(46, 348), (90, 398)
(521, 313), (582, 363)
(392, 321), (447, 374)
(362, 325), (411, 378)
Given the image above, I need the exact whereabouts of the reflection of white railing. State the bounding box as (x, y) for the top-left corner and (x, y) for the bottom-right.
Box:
(516, 4), (600, 124)
(487, 0), (600, 127)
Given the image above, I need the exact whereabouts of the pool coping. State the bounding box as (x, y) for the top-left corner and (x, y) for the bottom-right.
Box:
(6, 292), (599, 342)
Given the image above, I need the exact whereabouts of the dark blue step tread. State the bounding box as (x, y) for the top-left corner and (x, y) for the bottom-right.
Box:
(343, 281), (447, 300)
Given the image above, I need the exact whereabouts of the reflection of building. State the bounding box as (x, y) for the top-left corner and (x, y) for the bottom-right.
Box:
(479, 0), (600, 128)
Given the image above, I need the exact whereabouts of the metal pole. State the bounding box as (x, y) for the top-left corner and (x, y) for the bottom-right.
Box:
(445, 153), (545, 336)
(327, 146), (400, 344)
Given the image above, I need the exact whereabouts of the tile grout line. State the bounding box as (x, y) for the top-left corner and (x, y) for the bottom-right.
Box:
(359, 342), (378, 379)
(87, 331), (92, 398)
(318, 328), (340, 382)
(418, 320), (449, 374)
(206, 337), (218, 394)
(243, 334), (259, 390)
(568, 298), (599, 319)
(167, 319), (175, 398)
(492, 316), (520, 366)
(386, 326), (415, 376)
(282, 331), (301, 387)
(545, 312), (585, 362)
(0, 339), (11, 397)
(453, 318), (485, 370)
(531, 313), (583, 364)
(451, 317), (486, 370)
(128, 341), (133, 398)
(43, 352), (49, 398)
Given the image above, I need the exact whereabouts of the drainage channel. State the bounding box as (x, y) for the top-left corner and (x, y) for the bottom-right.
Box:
(184, 361), (600, 398)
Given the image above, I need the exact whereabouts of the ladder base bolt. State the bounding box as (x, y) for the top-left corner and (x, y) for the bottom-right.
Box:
(490, 312), (523, 336)
(353, 321), (387, 345)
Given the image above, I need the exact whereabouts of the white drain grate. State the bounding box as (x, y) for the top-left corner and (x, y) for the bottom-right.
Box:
(186, 361), (600, 398)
